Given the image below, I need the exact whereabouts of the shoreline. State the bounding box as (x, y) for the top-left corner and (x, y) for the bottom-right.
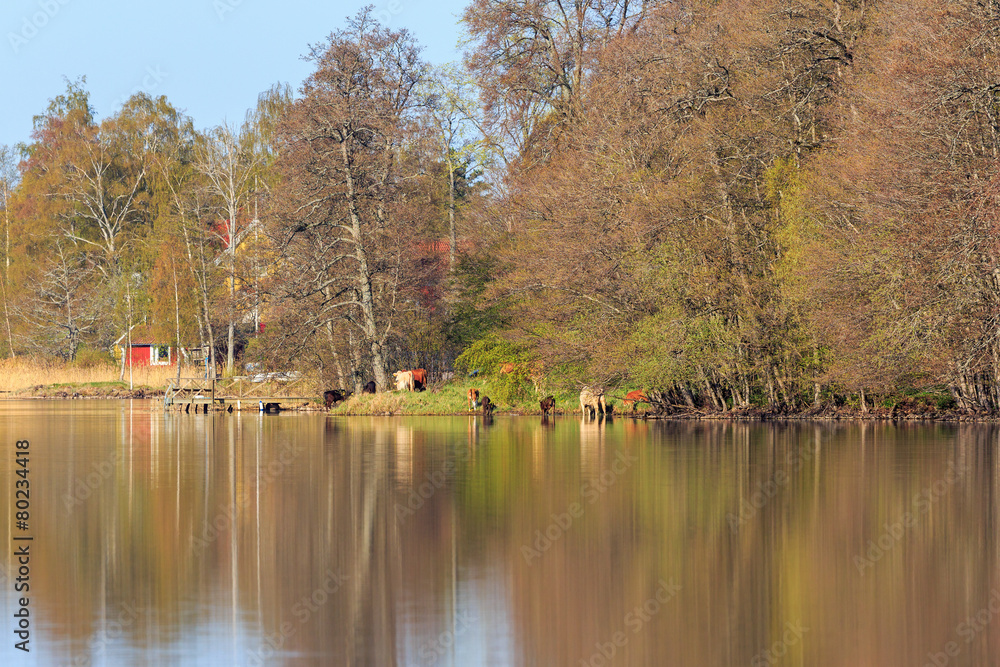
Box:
(3, 386), (165, 400)
(5, 384), (996, 422)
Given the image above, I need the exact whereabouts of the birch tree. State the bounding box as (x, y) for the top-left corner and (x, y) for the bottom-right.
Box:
(425, 65), (484, 272)
(0, 145), (18, 356)
(56, 95), (165, 279)
(195, 124), (262, 375)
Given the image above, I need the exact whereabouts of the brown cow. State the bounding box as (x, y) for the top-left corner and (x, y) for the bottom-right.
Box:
(467, 388), (480, 410)
(362, 381), (376, 394)
(623, 390), (649, 413)
(540, 395), (555, 416)
(410, 368), (428, 391)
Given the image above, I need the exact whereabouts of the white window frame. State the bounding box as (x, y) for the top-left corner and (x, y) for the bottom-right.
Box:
(150, 345), (171, 366)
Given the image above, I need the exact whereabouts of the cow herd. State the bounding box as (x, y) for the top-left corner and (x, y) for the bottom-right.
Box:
(322, 367), (652, 417)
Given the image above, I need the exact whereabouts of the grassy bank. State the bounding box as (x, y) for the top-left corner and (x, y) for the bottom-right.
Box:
(330, 382), (584, 416)
(327, 381), (983, 420)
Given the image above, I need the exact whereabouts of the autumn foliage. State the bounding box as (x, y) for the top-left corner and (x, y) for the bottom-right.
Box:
(3, 1), (1000, 409)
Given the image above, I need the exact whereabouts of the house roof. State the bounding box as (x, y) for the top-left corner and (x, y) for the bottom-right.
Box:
(114, 324), (164, 347)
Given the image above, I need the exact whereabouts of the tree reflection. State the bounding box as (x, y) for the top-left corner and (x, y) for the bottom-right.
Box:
(3, 404), (999, 666)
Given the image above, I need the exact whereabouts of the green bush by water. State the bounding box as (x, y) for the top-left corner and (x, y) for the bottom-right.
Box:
(329, 381), (581, 416)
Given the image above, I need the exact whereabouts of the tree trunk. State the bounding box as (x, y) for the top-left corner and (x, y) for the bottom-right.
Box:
(948, 383), (964, 410)
(812, 346), (822, 407)
(324, 312), (347, 390)
(349, 327), (364, 393)
(181, 227), (217, 379)
(700, 368), (724, 411)
(447, 152), (456, 272)
(958, 371), (971, 409)
(118, 335), (126, 381)
(173, 262), (182, 384)
(775, 369), (790, 407)
(680, 384), (696, 409)
(360, 284), (388, 390)
(0, 273), (13, 358)
(342, 142), (389, 390)
(125, 283), (133, 390)
(227, 320), (235, 377)
(1, 184), (9, 358)
(3, 186), (9, 278)
(226, 204), (237, 377)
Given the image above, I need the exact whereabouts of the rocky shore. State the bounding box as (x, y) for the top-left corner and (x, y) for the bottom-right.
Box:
(6, 384), (165, 399)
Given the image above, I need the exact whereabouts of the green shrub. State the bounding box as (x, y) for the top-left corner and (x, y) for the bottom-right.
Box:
(454, 336), (536, 404)
(936, 395), (957, 410)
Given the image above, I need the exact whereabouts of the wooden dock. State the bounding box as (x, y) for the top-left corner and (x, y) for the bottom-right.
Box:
(164, 377), (314, 412)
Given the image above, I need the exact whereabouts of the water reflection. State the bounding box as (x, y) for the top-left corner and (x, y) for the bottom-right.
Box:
(0, 402), (998, 666)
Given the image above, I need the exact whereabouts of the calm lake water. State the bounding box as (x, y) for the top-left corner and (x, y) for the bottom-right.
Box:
(0, 400), (997, 666)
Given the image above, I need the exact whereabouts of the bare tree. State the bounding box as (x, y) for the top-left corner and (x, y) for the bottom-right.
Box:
(13, 241), (105, 361)
(462, 0), (667, 161)
(57, 117), (148, 278)
(195, 124), (262, 375)
(425, 65), (485, 272)
(0, 145), (19, 357)
(268, 8), (428, 389)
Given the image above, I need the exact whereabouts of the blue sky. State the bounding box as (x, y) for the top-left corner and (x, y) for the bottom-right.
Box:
(0, 0), (468, 149)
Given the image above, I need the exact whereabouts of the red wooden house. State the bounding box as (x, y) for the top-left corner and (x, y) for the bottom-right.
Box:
(114, 325), (175, 367)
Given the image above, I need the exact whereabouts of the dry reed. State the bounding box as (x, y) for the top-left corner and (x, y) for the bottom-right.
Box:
(0, 358), (180, 392)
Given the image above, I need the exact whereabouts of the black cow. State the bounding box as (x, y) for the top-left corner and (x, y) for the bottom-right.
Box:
(361, 381), (376, 394)
(540, 395), (555, 417)
(323, 389), (352, 409)
(481, 396), (495, 417)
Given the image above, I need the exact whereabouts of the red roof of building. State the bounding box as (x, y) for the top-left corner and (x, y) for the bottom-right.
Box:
(116, 325), (164, 347)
